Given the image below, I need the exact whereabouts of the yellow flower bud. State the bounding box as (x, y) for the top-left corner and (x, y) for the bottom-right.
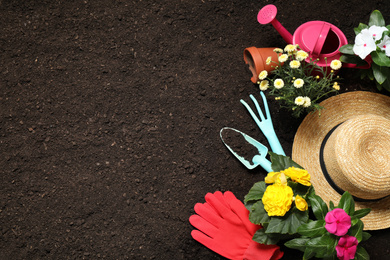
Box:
(295, 195), (308, 211)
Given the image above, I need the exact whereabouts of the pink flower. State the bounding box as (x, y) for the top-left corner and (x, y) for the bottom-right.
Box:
(325, 208), (351, 236)
(336, 235), (358, 260)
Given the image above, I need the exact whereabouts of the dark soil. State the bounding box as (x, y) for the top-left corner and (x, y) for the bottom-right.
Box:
(1, 0), (389, 259)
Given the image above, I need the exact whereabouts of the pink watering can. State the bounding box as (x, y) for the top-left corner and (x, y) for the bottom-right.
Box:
(244, 4), (369, 83)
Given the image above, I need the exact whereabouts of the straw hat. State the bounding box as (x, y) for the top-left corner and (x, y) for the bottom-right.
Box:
(292, 91), (390, 230)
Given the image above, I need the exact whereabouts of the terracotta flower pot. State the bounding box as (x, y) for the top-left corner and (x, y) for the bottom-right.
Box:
(244, 47), (281, 83)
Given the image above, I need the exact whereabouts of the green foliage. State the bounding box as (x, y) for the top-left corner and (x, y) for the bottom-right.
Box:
(339, 9), (390, 91)
(269, 152), (303, 172)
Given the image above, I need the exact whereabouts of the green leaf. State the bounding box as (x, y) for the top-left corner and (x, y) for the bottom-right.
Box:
(249, 200), (271, 225)
(284, 238), (310, 253)
(371, 51), (390, 67)
(298, 220), (326, 237)
(372, 63), (389, 84)
(339, 44), (355, 55)
(244, 181), (266, 203)
(353, 208), (371, 219)
(339, 54), (368, 67)
(308, 193), (328, 220)
(269, 152), (303, 172)
(305, 233), (338, 259)
(361, 231), (372, 242)
(381, 78), (390, 92)
(355, 245), (370, 260)
(266, 208), (309, 234)
(337, 192), (355, 215)
(348, 219), (364, 242)
(329, 201), (335, 211)
(369, 10), (385, 27)
(252, 228), (281, 245)
(354, 23), (368, 35)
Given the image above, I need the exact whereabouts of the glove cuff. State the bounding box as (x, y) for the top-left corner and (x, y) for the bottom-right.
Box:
(243, 240), (284, 260)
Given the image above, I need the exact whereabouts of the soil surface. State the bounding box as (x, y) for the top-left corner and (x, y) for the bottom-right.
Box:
(1, 0), (389, 259)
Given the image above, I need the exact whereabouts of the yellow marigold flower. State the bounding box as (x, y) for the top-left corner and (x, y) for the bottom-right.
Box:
(282, 167), (311, 186)
(259, 80), (269, 91)
(266, 56), (272, 65)
(333, 82), (340, 90)
(274, 78), (284, 89)
(296, 50), (309, 61)
(284, 44), (297, 53)
(295, 96), (305, 106)
(273, 48), (283, 53)
(262, 184), (294, 216)
(293, 78), (304, 88)
(295, 195), (308, 211)
(258, 70), (268, 80)
(289, 60), (300, 69)
(278, 54), (288, 63)
(330, 59), (342, 70)
(303, 96), (311, 108)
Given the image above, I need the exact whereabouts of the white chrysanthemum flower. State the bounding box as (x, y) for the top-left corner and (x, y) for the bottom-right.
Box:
(330, 59), (342, 70)
(284, 44), (297, 53)
(369, 25), (388, 41)
(266, 56), (272, 65)
(273, 48), (283, 53)
(274, 79), (284, 89)
(258, 70), (268, 80)
(353, 29), (376, 59)
(259, 80), (269, 91)
(289, 60), (301, 69)
(278, 54), (288, 63)
(378, 35), (390, 56)
(296, 50), (309, 61)
(293, 78), (304, 88)
(303, 97), (311, 107)
(295, 96), (305, 106)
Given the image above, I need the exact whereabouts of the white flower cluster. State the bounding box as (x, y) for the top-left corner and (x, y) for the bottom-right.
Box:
(353, 25), (390, 59)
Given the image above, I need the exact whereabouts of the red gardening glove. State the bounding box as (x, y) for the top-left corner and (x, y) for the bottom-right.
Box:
(189, 191), (283, 260)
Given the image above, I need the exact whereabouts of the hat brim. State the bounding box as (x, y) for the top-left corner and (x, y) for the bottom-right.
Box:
(292, 91), (390, 230)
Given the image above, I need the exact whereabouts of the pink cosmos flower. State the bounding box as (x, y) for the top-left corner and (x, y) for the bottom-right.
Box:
(325, 208), (351, 236)
(336, 235), (358, 260)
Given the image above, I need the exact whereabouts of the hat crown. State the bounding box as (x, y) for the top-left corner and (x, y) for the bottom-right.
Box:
(323, 114), (390, 200)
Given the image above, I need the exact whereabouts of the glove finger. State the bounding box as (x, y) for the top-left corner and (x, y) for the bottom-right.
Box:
(189, 214), (218, 238)
(205, 192), (231, 219)
(191, 230), (236, 260)
(194, 202), (222, 227)
(212, 191), (230, 210)
(224, 191), (262, 235)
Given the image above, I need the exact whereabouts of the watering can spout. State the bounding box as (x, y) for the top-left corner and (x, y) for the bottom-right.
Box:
(257, 4), (293, 44)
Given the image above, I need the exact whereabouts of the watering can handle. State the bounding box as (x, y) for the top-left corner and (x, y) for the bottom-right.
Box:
(312, 23), (331, 58)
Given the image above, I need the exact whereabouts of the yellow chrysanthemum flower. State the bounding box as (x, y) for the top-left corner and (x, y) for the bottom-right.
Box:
(293, 78), (304, 88)
(333, 82), (340, 90)
(259, 80), (269, 91)
(295, 195), (308, 211)
(274, 78), (284, 89)
(289, 60), (301, 69)
(258, 70), (268, 80)
(296, 50), (309, 61)
(282, 167), (311, 186)
(273, 48), (283, 53)
(294, 96), (305, 106)
(278, 54), (288, 63)
(284, 44), (297, 53)
(303, 96), (311, 108)
(330, 59), (342, 70)
(266, 56), (272, 65)
(262, 184), (294, 216)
